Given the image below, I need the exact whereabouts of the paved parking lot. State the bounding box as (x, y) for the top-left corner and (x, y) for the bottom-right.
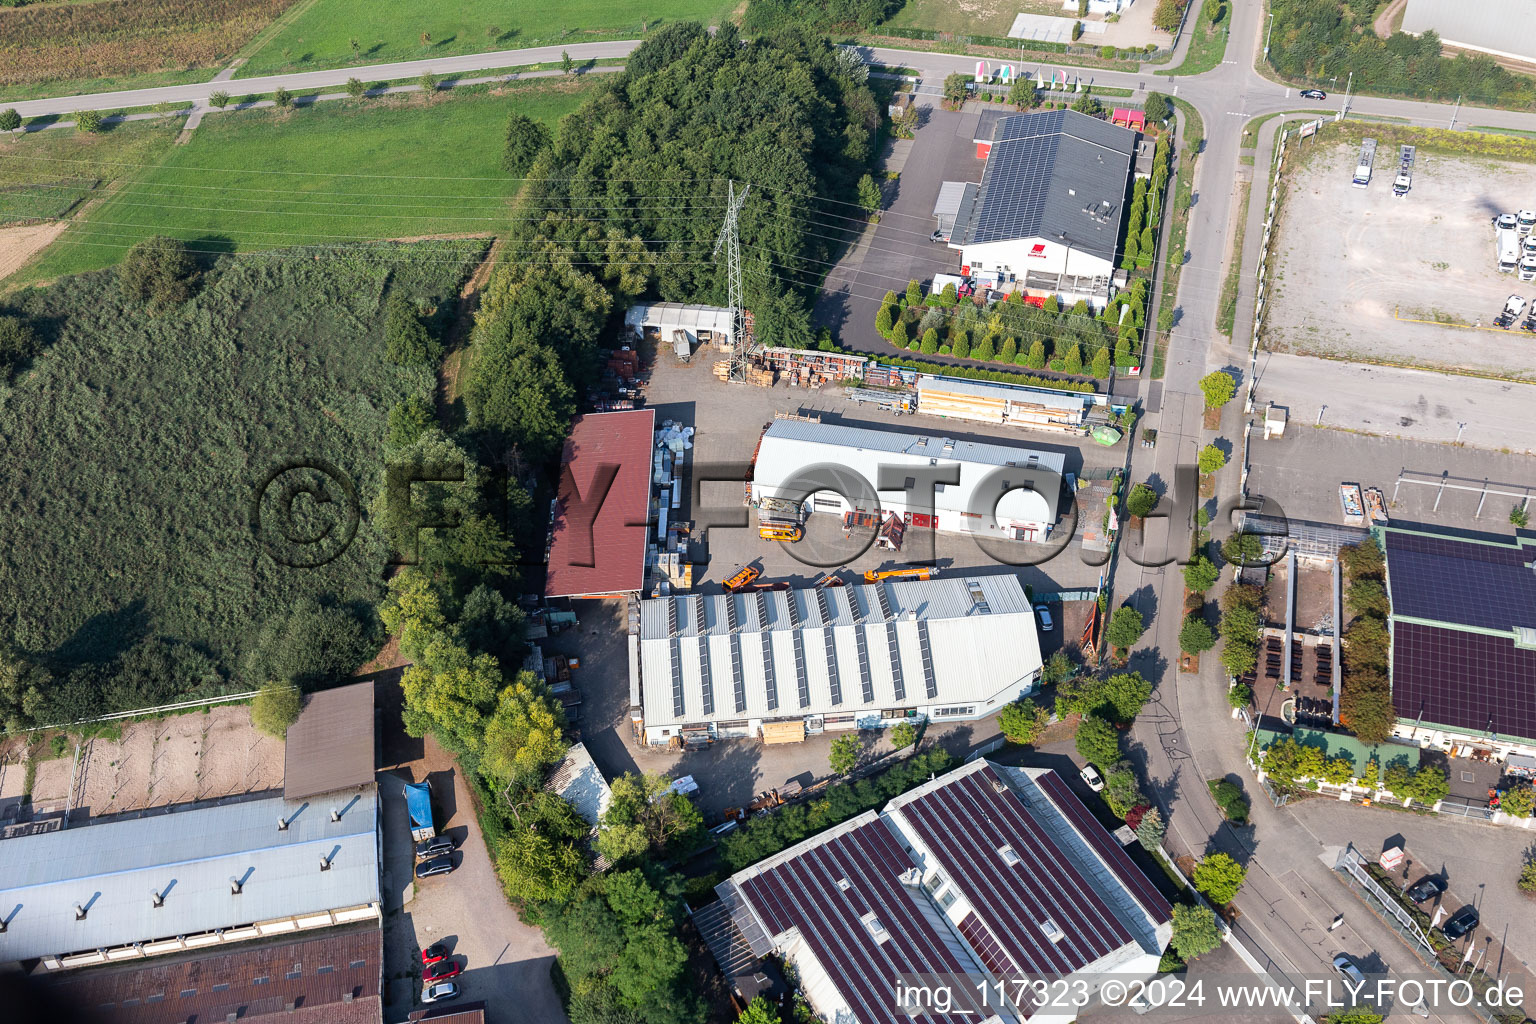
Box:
(1267, 139), (1536, 379)
(1244, 423), (1532, 534)
(812, 98), (986, 357)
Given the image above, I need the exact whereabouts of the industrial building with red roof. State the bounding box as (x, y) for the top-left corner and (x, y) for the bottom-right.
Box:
(544, 409), (656, 599)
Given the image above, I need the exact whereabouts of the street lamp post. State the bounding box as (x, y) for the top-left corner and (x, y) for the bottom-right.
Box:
(1264, 13), (1275, 62)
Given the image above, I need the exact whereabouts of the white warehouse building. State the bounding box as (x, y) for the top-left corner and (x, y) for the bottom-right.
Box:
(752, 418), (1065, 542)
(944, 108), (1137, 309)
(633, 575), (1042, 746)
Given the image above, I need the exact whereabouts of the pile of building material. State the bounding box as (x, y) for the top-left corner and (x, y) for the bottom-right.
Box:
(713, 360), (774, 386)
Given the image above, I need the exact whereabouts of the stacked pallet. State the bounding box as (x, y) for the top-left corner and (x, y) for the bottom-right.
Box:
(712, 359), (774, 386)
(713, 360), (732, 380)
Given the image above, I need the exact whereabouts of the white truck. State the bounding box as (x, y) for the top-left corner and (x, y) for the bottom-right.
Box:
(1520, 210), (1536, 235)
(1352, 138), (1377, 188)
(1392, 145), (1414, 196)
(1499, 228), (1521, 273)
(1520, 256), (1536, 283)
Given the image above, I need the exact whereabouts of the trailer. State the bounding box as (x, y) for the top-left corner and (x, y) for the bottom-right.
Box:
(1392, 145), (1414, 196)
(1352, 138), (1377, 188)
(845, 387), (914, 413)
(404, 781), (435, 842)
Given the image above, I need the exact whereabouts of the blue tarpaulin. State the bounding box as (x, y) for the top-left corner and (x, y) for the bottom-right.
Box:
(404, 781), (433, 838)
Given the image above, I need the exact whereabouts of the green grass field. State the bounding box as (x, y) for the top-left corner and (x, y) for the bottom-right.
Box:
(883, 0), (1060, 37)
(1166, 0), (1230, 76)
(1, 118), (181, 227)
(236, 0), (736, 77)
(19, 79), (597, 282)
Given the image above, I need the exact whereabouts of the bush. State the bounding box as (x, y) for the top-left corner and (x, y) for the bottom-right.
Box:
(251, 683), (302, 737)
(272, 87), (293, 109)
(1105, 605), (1147, 651)
(1520, 860), (1536, 894)
(1179, 616), (1216, 654)
(1207, 778), (1249, 824)
(1503, 784), (1535, 818)
(890, 721), (917, 750)
(208, 90), (230, 109)
(1170, 904), (1222, 960)
(502, 111), (550, 176)
(120, 235), (198, 312)
(346, 77), (367, 99)
(1126, 482), (1158, 518)
(418, 71), (438, 93)
(830, 734), (860, 774)
(998, 698), (1048, 745)
(1197, 444), (1226, 474)
(1227, 682), (1252, 709)
(1193, 852), (1247, 904)
(1076, 713), (1120, 768)
(384, 294), (442, 365)
(0, 108), (19, 133)
(74, 108), (104, 133)
(1183, 554), (1219, 593)
(0, 315), (39, 379)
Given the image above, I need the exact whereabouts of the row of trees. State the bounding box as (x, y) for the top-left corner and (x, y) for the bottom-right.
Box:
(1269, 0), (1536, 108)
(1338, 540), (1396, 743)
(1259, 736), (1448, 805)
(1216, 582), (1263, 678)
(1123, 135), (1172, 275)
(875, 279), (1144, 378)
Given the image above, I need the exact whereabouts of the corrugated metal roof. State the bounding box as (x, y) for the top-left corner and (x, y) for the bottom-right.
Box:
(637, 578), (1040, 727)
(284, 680), (376, 801)
(545, 409), (656, 598)
(0, 792), (380, 962)
(753, 419), (1062, 527)
(623, 302), (735, 336)
(545, 741), (612, 828)
(958, 108), (1137, 262)
(41, 922), (383, 1024)
(917, 376), (1089, 412)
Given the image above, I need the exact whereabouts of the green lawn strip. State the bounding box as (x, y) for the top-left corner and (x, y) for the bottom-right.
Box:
(1215, 178), (1250, 336)
(850, 32), (1147, 73)
(235, 0), (732, 78)
(1472, 125), (1536, 138)
(19, 79), (595, 282)
(0, 118), (180, 228)
(1165, 0), (1230, 77)
(1151, 98), (1203, 378)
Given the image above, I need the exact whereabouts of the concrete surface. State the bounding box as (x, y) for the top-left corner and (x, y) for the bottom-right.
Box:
(1267, 141), (1536, 379)
(1252, 351), (1536, 454)
(1244, 424), (1533, 530)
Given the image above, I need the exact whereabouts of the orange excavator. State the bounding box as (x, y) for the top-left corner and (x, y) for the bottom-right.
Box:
(862, 566), (938, 583)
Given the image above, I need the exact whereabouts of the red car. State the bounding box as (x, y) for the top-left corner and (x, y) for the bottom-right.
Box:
(423, 959), (462, 983)
(421, 943), (449, 966)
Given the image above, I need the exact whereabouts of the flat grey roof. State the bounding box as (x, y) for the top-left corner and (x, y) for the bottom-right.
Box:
(760, 418), (1067, 473)
(958, 108), (1137, 262)
(0, 792), (380, 962)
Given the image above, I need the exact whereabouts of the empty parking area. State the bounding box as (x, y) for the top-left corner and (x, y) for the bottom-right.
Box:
(1266, 139), (1536, 379)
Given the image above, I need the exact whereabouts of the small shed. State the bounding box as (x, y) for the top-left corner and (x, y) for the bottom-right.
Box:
(933, 181), (975, 238)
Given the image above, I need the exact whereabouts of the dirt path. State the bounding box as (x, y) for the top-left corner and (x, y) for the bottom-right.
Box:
(0, 221), (67, 285)
(1373, 0), (1408, 39)
(437, 236), (502, 422)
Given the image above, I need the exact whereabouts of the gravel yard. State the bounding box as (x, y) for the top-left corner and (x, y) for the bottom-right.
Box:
(1267, 140), (1536, 379)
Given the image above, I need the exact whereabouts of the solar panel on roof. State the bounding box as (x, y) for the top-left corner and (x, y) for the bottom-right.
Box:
(815, 587), (833, 626)
(1385, 530), (1536, 631)
(694, 597), (714, 717)
(885, 622), (904, 703)
(824, 629), (843, 707)
(1392, 621), (1536, 741)
(873, 583), (893, 621)
(755, 592), (778, 711)
(917, 620), (938, 700)
(669, 638), (685, 719)
(853, 623), (873, 705)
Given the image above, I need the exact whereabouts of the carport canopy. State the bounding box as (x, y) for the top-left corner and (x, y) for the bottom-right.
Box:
(933, 181), (970, 239)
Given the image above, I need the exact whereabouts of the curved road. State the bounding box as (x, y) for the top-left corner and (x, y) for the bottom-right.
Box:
(13, 15), (1536, 1021)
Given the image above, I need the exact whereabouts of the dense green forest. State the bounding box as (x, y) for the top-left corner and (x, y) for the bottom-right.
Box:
(1270, 0), (1536, 106)
(742, 0), (904, 33)
(0, 241), (485, 729)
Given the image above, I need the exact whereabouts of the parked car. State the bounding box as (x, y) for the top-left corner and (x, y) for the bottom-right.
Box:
(422, 981), (459, 1004)
(1080, 765), (1105, 792)
(1332, 953), (1366, 986)
(1300, 89), (1327, 100)
(416, 856), (454, 879)
(416, 836), (454, 859)
(1034, 604), (1054, 631)
(1442, 907), (1479, 940)
(423, 959), (463, 983)
(930, 229), (946, 243)
(421, 942), (450, 965)
(1405, 876), (1445, 903)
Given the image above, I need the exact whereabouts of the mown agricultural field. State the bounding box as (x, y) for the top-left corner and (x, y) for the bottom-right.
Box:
(0, 240), (485, 722)
(19, 78), (597, 282)
(237, 0), (734, 76)
(0, 118), (179, 226)
(0, 0), (295, 100)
